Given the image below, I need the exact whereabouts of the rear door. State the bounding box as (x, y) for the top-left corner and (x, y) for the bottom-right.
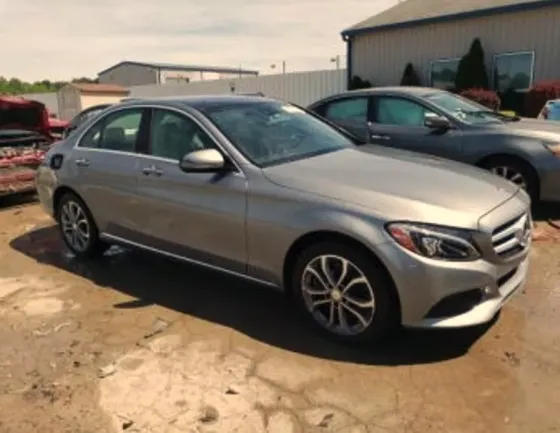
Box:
(369, 95), (463, 160)
(314, 96), (372, 142)
(133, 107), (248, 273)
(68, 107), (149, 234)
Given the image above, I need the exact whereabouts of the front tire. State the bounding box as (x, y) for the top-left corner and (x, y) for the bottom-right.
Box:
(291, 242), (399, 345)
(55, 192), (109, 259)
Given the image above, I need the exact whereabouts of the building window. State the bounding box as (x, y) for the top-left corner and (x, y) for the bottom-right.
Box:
(430, 59), (460, 90)
(492, 51), (535, 92)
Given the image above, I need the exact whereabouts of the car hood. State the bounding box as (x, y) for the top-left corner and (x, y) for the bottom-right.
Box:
(0, 96), (51, 137)
(502, 117), (560, 141)
(263, 146), (520, 228)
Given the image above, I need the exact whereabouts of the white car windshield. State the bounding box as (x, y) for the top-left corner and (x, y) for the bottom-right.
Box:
(203, 100), (354, 167)
(425, 92), (504, 125)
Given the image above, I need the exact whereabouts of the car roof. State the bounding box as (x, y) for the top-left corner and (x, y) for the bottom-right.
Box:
(309, 86), (444, 107)
(118, 94), (277, 111)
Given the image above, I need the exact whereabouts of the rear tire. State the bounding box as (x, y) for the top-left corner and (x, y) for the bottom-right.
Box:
(55, 192), (109, 259)
(481, 157), (539, 202)
(291, 242), (400, 346)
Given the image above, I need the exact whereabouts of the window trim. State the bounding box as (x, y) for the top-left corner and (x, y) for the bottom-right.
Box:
(323, 96), (371, 123)
(371, 95), (453, 128)
(492, 50), (535, 92)
(75, 107), (146, 153)
(429, 57), (461, 89)
(74, 104), (244, 175)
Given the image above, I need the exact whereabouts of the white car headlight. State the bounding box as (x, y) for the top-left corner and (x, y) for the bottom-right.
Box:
(386, 222), (480, 261)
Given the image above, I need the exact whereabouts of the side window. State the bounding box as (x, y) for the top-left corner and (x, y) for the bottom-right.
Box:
(150, 109), (215, 160)
(79, 109), (143, 152)
(324, 98), (368, 123)
(376, 97), (435, 127)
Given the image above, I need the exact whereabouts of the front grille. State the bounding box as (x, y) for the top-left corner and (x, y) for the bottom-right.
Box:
(491, 212), (531, 258)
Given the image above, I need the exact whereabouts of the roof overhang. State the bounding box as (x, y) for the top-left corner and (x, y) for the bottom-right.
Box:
(98, 61), (260, 77)
(341, 0), (560, 38)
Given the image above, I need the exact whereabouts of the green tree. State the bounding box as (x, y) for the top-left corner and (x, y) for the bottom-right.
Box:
(0, 76), (97, 95)
(400, 63), (421, 86)
(455, 38), (489, 91)
(348, 75), (372, 90)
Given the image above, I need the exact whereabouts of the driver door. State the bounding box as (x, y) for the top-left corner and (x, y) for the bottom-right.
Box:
(368, 96), (463, 160)
(133, 107), (248, 273)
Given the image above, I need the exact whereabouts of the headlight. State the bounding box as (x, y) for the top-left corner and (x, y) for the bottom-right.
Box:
(543, 142), (560, 156)
(386, 222), (480, 261)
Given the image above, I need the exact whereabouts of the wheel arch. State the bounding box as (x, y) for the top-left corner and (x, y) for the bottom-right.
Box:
(52, 185), (85, 214)
(475, 152), (540, 196)
(282, 230), (401, 319)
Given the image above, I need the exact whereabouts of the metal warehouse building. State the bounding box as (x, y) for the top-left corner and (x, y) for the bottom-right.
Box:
(342, 0), (560, 92)
(97, 61), (259, 87)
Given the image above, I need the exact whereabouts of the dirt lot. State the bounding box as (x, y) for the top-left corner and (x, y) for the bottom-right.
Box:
(0, 199), (559, 433)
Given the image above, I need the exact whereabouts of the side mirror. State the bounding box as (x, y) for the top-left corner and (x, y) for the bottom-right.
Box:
(62, 127), (75, 139)
(179, 148), (227, 173)
(425, 113), (451, 130)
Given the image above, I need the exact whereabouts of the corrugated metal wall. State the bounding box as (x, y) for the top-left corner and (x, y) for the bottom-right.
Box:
(351, 5), (560, 86)
(129, 69), (347, 106)
(16, 92), (59, 116)
(98, 63), (159, 87)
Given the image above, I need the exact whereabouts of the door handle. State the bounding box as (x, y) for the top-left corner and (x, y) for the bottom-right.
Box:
(141, 165), (163, 176)
(370, 134), (391, 140)
(74, 158), (90, 167)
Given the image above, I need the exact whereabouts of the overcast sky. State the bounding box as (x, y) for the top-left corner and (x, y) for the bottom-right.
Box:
(0, 0), (397, 81)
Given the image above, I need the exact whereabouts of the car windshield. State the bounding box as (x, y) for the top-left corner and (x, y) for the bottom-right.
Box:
(425, 92), (504, 125)
(202, 100), (354, 167)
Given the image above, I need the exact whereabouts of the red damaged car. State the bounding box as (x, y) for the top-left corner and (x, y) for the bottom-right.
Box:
(0, 96), (59, 198)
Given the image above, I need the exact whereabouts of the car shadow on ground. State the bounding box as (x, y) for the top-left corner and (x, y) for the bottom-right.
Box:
(11, 225), (499, 367)
(532, 202), (560, 222)
(0, 192), (38, 210)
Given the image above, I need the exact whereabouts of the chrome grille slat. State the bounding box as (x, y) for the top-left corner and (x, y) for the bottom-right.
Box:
(491, 222), (523, 243)
(494, 237), (520, 254)
(491, 212), (531, 258)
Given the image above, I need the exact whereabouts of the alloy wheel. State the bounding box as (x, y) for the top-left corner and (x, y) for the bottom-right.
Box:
(490, 166), (527, 189)
(60, 200), (91, 252)
(301, 254), (376, 336)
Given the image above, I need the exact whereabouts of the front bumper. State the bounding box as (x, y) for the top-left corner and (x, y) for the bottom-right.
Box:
(377, 239), (529, 329)
(376, 188), (532, 329)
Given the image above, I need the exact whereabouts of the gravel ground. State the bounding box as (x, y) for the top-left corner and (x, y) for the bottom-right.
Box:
(0, 198), (559, 433)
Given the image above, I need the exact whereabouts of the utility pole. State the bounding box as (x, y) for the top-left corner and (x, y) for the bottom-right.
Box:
(330, 55), (341, 70)
(270, 61), (286, 74)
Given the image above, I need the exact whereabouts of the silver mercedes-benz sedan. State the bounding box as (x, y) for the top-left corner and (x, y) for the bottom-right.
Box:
(35, 95), (531, 345)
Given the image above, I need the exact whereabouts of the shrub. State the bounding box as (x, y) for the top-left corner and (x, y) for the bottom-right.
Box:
(455, 38), (489, 91)
(460, 88), (501, 110)
(348, 75), (372, 90)
(400, 63), (421, 86)
(524, 80), (560, 118)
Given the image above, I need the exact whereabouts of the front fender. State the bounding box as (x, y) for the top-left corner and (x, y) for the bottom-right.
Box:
(247, 201), (390, 286)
